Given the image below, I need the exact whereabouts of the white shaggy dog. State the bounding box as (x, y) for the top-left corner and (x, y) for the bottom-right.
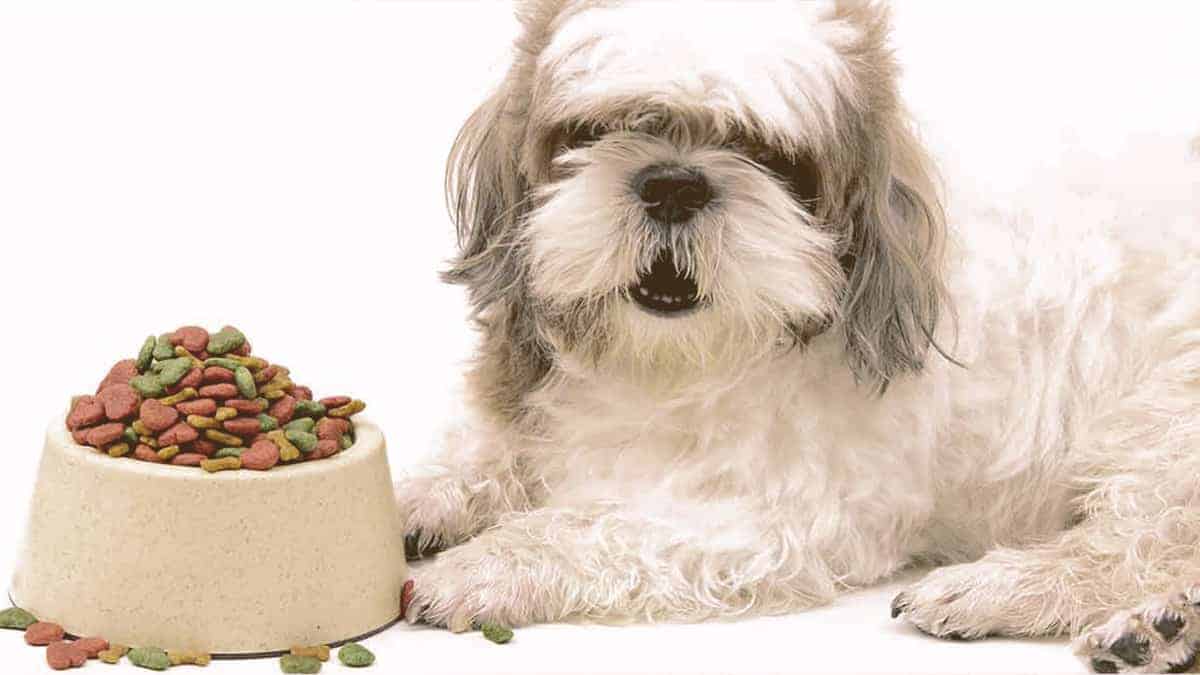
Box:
(394, 1), (1200, 671)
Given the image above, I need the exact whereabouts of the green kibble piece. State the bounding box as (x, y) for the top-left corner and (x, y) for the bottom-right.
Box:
(285, 429), (318, 453)
(0, 606), (37, 630)
(204, 357), (242, 371)
(337, 643), (374, 668)
(207, 326), (245, 356)
(122, 426), (139, 444)
(284, 418), (315, 434)
(213, 447), (244, 459)
(481, 622), (513, 644)
(152, 334), (175, 361)
(339, 433), (354, 450)
(136, 336), (156, 372)
(280, 654), (322, 673)
(130, 374), (165, 397)
(128, 646), (171, 671)
(257, 413), (279, 432)
(234, 366), (257, 399)
(293, 400), (326, 419)
(156, 357), (192, 386)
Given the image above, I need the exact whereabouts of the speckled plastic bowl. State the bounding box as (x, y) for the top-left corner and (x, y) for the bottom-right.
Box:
(9, 415), (407, 656)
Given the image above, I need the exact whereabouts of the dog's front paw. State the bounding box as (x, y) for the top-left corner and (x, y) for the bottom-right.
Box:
(394, 472), (483, 559)
(405, 540), (555, 633)
(891, 562), (1020, 640)
(1073, 584), (1200, 673)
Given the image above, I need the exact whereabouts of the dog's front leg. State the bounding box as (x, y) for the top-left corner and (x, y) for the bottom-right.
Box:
(406, 499), (895, 630)
(394, 420), (534, 558)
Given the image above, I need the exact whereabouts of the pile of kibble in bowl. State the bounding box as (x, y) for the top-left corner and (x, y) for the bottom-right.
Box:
(65, 326), (366, 472)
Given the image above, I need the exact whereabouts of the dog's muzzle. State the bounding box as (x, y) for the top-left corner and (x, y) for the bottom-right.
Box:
(630, 249), (700, 316)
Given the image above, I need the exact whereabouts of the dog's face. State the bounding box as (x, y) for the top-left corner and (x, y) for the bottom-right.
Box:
(448, 0), (948, 407)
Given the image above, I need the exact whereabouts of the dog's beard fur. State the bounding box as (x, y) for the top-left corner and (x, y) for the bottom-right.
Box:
(523, 132), (843, 379)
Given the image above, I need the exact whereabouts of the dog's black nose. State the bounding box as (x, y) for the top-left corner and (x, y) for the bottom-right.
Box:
(634, 164), (711, 224)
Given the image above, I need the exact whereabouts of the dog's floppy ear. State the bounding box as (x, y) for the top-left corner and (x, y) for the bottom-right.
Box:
(443, 82), (529, 310)
(825, 0), (953, 391)
(838, 119), (950, 391)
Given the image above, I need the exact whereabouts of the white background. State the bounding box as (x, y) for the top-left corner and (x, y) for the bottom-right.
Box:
(1, 1), (1198, 672)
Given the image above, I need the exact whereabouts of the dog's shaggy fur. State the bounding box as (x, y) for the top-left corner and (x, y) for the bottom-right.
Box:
(395, 1), (1200, 671)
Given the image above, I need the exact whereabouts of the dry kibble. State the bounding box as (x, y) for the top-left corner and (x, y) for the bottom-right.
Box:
(25, 621), (65, 645)
(0, 606), (37, 630)
(67, 326), (366, 473)
(241, 439), (281, 471)
(201, 456), (241, 472)
(481, 622), (514, 644)
(98, 644), (129, 664)
(290, 645), (330, 662)
(328, 399), (366, 419)
(128, 646), (171, 670)
(337, 643), (374, 668)
(168, 650), (211, 666)
(74, 636), (110, 658)
(46, 641), (88, 670)
(280, 654), (322, 673)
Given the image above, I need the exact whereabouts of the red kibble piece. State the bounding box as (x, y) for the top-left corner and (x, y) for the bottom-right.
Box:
(67, 396), (106, 430)
(73, 636), (109, 658)
(318, 396), (351, 409)
(96, 359), (138, 393)
(311, 439), (340, 459)
(241, 439), (280, 470)
(256, 366), (279, 382)
(176, 398), (218, 417)
(268, 395), (296, 425)
(184, 438), (219, 457)
(46, 641), (87, 670)
(178, 367), (203, 389)
(233, 340), (252, 356)
(172, 326), (209, 353)
(158, 421), (199, 446)
(400, 579), (414, 618)
(25, 622), (65, 646)
(85, 423), (125, 447)
(202, 366), (235, 384)
(139, 399), (179, 432)
(291, 386), (313, 401)
(223, 418), (261, 435)
(133, 444), (162, 463)
(170, 453), (207, 466)
(197, 383), (237, 400)
(226, 399), (266, 414)
(316, 416), (350, 441)
(97, 383), (141, 421)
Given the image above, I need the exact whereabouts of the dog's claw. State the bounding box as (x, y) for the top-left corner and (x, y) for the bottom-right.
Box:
(891, 592), (910, 618)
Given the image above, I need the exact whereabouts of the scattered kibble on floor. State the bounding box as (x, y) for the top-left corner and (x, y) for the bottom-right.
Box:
(338, 642), (375, 667)
(481, 622), (514, 644)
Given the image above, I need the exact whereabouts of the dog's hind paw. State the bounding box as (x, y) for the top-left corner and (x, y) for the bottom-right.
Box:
(1073, 584), (1200, 673)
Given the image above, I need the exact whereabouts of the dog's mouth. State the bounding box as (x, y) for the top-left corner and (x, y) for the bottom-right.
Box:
(629, 250), (700, 316)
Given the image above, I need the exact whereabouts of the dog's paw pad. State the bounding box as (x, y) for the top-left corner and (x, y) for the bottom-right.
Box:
(1074, 586), (1200, 673)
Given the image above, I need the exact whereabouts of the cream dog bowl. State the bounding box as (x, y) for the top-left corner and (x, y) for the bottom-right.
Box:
(10, 415), (407, 656)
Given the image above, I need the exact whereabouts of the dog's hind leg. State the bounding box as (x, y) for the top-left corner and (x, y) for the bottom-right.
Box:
(893, 508), (1200, 658)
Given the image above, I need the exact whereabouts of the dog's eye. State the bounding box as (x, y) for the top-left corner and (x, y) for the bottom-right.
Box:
(751, 146), (821, 205)
(560, 122), (609, 152)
